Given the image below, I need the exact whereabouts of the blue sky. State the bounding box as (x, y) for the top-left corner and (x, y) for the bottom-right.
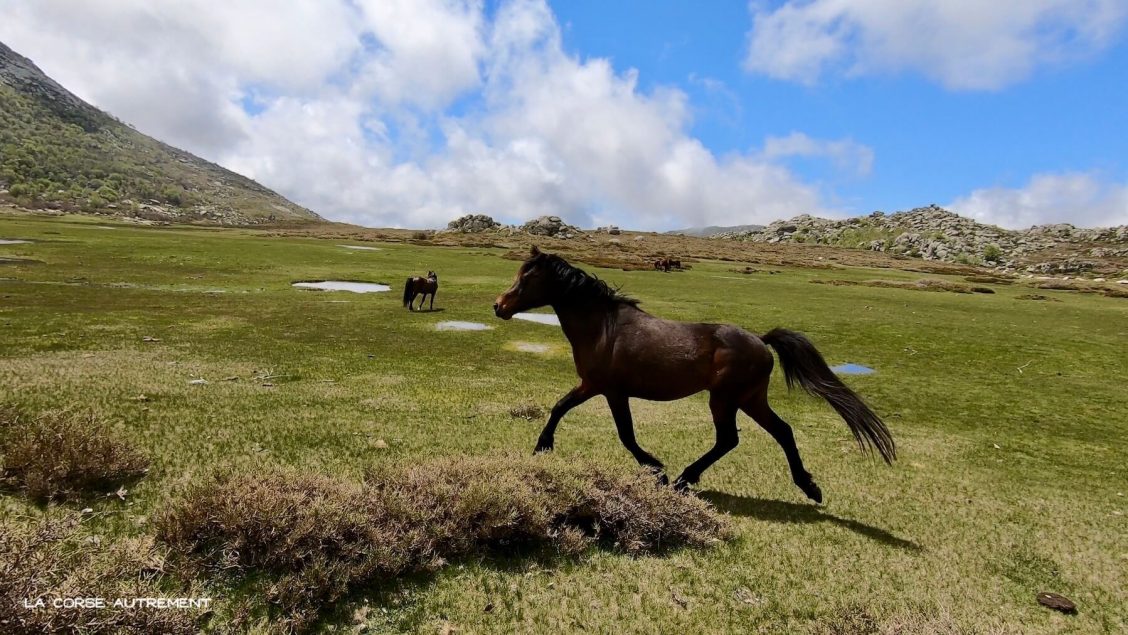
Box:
(551, 0), (1128, 220)
(2, 0), (1126, 229)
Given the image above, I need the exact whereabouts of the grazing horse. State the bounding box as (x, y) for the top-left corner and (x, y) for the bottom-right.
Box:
(493, 247), (894, 500)
(654, 258), (671, 272)
(403, 271), (438, 311)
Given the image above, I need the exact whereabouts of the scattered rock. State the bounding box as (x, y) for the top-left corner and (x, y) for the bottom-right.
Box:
(1036, 592), (1077, 614)
(142, 335), (160, 342)
(188, 378), (207, 385)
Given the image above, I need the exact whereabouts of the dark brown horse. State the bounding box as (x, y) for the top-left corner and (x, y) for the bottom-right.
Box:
(654, 257), (682, 272)
(403, 271), (438, 311)
(494, 247), (894, 501)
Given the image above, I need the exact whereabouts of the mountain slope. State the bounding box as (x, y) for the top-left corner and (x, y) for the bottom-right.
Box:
(0, 41), (321, 224)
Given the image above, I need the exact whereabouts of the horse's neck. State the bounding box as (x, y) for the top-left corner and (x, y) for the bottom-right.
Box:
(552, 300), (623, 353)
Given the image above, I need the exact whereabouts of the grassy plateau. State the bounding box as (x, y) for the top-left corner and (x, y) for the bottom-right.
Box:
(1, 210), (1126, 633)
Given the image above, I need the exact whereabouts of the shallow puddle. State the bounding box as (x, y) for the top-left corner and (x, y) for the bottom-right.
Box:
(436, 321), (492, 331)
(0, 239), (31, 245)
(292, 281), (390, 293)
(832, 363), (875, 375)
(513, 312), (561, 326)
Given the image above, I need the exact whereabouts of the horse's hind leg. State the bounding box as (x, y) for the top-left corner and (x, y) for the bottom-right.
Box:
(417, 294), (427, 310)
(429, 291), (435, 310)
(742, 395), (822, 503)
(674, 394), (738, 490)
(606, 395), (665, 479)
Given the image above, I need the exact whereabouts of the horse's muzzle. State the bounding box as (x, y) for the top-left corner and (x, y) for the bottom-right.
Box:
(493, 301), (512, 319)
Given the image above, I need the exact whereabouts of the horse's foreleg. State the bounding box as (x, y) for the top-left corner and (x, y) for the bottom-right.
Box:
(743, 399), (821, 504)
(606, 395), (665, 477)
(417, 294), (426, 310)
(429, 292), (434, 311)
(535, 384), (594, 453)
(675, 395), (739, 490)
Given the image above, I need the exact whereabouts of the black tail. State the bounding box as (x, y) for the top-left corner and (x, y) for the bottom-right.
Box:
(402, 278), (413, 308)
(762, 328), (895, 464)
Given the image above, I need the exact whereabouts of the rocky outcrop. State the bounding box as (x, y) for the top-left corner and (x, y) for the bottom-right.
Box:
(717, 205), (1128, 274)
(521, 215), (583, 239)
(444, 213), (500, 233)
(440, 213), (587, 239)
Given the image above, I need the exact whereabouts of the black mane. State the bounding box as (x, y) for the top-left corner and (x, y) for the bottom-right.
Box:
(534, 253), (639, 306)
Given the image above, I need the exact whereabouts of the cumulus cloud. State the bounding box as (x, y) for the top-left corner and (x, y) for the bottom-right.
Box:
(0, 0), (849, 228)
(761, 132), (874, 177)
(949, 173), (1128, 229)
(744, 0), (1128, 90)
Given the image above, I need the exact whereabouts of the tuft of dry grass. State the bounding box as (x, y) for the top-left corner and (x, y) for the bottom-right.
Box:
(156, 454), (729, 630)
(0, 512), (203, 634)
(0, 405), (149, 502)
(508, 403), (546, 421)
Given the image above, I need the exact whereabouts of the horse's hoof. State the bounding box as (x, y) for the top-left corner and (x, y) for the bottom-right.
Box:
(655, 472), (670, 487)
(533, 441), (554, 454)
(672, 476), (694, 492)
(801, 481), (823, 505)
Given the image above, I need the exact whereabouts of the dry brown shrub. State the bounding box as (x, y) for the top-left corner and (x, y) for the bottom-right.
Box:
(1102, 286), (1128, 298)
(0, 512), (203, 634)
(157, 454), (729, 630)
(0, 405), (149, 502)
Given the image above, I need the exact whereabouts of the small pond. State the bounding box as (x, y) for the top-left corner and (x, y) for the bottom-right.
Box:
(292, 281), (390, 293)
(831, 363), (875, 375)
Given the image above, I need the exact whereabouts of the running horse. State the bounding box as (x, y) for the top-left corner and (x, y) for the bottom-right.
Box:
(493, 247), (894, 500)
(403, 271), (438, 311)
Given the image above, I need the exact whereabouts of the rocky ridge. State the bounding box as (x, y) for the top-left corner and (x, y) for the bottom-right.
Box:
(443, 214), (586, 240)
(716, 205), (1128, 275)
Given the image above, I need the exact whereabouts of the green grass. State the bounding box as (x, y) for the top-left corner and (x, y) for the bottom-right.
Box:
(2, 212), (1126, 633)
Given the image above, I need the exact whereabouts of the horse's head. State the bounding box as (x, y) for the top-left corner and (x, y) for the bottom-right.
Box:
(494, 246), (557, 319)
(428, 271), (437, 280)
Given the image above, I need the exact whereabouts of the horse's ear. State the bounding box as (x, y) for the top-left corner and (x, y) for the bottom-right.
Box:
(529, 245), (541, 257)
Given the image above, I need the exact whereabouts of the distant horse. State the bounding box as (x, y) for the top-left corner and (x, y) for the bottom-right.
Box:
(403, 271), (438, 311)
(654, 257), (681, 272)
(494, 247), (894, 500)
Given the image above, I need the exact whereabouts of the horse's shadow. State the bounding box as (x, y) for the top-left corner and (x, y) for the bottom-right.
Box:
(699, 490), (922, 553)
(410, 307), (445, 313)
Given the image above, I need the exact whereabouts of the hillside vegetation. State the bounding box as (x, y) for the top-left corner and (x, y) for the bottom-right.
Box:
(0, 41), (321, 225)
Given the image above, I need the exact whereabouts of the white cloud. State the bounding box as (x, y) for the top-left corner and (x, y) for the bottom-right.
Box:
(762, 132), (874, 177)
(1, 0), (849, 229)
(744, 0), (1128, 90)
(949, 173), (1128, 229)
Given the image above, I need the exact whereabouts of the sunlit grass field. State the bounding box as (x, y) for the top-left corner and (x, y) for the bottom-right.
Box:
(2, 212), (1126, 633)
